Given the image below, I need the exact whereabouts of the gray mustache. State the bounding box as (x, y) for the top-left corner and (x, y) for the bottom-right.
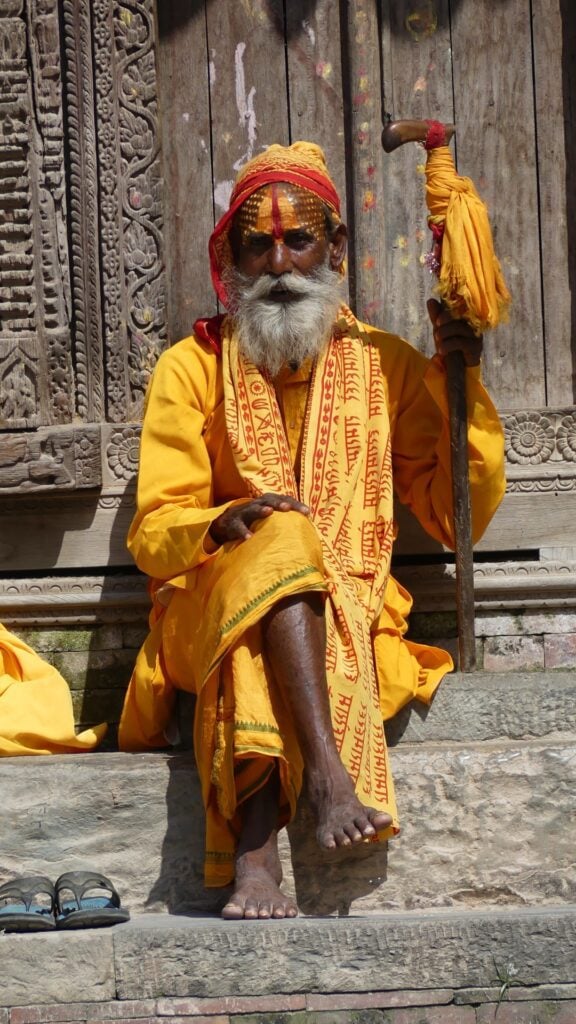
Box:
(242, 272), (320, 301)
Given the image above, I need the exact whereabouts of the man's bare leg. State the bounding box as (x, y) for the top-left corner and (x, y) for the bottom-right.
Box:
(221, 764), (297, 920)
(221, 591), (390, 919)
(263, 592), (392, 849)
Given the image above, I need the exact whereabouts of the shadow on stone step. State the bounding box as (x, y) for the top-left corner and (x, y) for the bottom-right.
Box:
(385, 699), (431, 746)
(144, 750), (228, 916)
(287, 797), (389, 916)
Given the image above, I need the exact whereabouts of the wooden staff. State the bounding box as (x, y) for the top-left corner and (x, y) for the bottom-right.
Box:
(382, 118), (476, 671)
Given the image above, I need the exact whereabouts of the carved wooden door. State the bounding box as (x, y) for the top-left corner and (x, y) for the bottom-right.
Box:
(0, 0), (165, 570)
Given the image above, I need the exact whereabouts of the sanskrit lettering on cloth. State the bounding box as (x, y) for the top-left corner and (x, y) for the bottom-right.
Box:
(221, 304), (398, 805)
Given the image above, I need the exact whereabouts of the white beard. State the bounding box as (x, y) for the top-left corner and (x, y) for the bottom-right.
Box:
(225, 262), (344, 376)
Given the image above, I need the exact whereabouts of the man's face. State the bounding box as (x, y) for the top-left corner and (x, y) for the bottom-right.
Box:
(233, 183), (338, 296)
(226, 183), (346, 375)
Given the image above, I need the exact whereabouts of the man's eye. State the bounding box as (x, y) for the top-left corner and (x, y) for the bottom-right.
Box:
(286, 232), (314, 249)
(246, 235), (272, 250)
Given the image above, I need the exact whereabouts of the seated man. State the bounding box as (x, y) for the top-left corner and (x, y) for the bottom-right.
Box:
(119, 141), (505, 921)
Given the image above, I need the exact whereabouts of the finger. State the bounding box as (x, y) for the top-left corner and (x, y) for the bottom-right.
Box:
(261, 494), (310, 514)
(225, 519), (255, 541)
(437, 337), (483, 366)
(427, 297), (442, 325)
(243, 505), (274, 527)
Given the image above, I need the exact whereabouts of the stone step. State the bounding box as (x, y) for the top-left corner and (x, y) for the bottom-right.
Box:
(2, 733), (574, 917)
(169, 671), (576, 750)
(2, 906), (576, 1008)
(383, 669), (576, 744)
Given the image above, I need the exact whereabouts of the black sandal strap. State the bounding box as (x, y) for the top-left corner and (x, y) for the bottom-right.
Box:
(54, 871), (120, 913)
(0, 875), (55, 912)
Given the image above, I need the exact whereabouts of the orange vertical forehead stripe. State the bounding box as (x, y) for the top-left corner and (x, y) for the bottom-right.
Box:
(236, 183), (327, 243)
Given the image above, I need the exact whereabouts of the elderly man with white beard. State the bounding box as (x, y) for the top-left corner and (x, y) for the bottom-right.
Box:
(119, 141), (505, 921)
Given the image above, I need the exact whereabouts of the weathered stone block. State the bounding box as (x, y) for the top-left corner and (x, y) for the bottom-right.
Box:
(122, 625), (148, 649)
(47, 650), (135, 691)
(2, 738), (575, 916)
(71, 687), (126, 727)
(112, 908), (576, 1000)
(385, 672), (576, 744)
(477, 611), (576, 637)
(407, 612), (458, 640)
(0, 932), (115, 1007)
(476, 1001), (576, 1023)
(545, 633), (576, 668)
(483, 635), (544, 671)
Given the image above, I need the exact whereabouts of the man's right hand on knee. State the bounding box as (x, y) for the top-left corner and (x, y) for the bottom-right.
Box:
(209, 493), (310, 545)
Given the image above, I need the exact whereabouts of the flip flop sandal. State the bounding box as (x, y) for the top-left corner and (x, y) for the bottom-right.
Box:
(55, 871), (130, 929)
(0, 875), (56, 932)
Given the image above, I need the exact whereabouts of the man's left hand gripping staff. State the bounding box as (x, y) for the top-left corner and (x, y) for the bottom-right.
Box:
(427, 298), (483, 366)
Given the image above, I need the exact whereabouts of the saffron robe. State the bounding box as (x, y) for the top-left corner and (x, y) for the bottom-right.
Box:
(119, 309), (505, 886)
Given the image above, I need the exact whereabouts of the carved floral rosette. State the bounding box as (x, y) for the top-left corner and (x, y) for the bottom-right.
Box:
(503, 409), (576, 491)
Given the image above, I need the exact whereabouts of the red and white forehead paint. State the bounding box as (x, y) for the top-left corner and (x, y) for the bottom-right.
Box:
(235, 183), (327, 245)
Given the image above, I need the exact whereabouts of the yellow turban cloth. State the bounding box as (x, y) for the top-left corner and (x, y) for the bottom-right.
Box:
(425, 146), (511, 334)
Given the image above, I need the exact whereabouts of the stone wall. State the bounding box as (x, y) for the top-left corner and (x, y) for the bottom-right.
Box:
(10, 622), (148, 743)
(4, 593), (576, 740)
(3, 986), (576, 1023)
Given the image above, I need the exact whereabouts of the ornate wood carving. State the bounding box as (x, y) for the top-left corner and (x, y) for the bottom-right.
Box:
(62, 0), (104, 422)
(504, 409), (576, 491)
(0, 0), (167, 494)
(92, 0), (167, 423)
(0, 425), (100, 491)
(0, 0), (73, 430)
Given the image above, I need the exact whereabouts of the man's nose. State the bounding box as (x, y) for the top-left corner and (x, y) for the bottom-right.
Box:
(268, 239), (293, 275)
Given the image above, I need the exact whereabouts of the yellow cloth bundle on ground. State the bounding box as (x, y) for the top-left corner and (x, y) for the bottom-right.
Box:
(0, 623), (106, 755)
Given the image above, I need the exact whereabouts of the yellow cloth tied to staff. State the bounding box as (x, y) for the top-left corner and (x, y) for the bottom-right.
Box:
(425, 146), (511, 335)
(0, 623), (106, 755)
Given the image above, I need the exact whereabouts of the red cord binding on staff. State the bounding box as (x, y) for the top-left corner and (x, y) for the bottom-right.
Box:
(424, 120), (448, 150)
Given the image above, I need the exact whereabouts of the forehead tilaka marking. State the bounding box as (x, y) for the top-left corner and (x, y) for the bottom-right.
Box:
(235, 183), (327, 246)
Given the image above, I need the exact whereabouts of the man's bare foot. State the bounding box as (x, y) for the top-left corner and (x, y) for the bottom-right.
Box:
(306, 760), (392, 850)
(221, 763), (298, 920)
(221, 831), (297, 920)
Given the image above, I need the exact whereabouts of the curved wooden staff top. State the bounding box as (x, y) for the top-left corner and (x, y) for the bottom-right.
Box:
(381, 118), (455, 152)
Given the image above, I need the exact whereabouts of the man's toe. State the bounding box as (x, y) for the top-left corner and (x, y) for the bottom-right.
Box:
(243, 899), (259, 919)
(344, 823), (364, 843)
(369, 809), (393, 831)
(221, 900), (245, 920)
(317, 828), (337, 849)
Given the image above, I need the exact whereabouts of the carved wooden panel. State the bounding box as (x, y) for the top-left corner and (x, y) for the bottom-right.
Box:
(92, 0), (167, 422)
(0, 0), (167, 495)
(0, 0), (73, 430)
(0, 425), (100, 492)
